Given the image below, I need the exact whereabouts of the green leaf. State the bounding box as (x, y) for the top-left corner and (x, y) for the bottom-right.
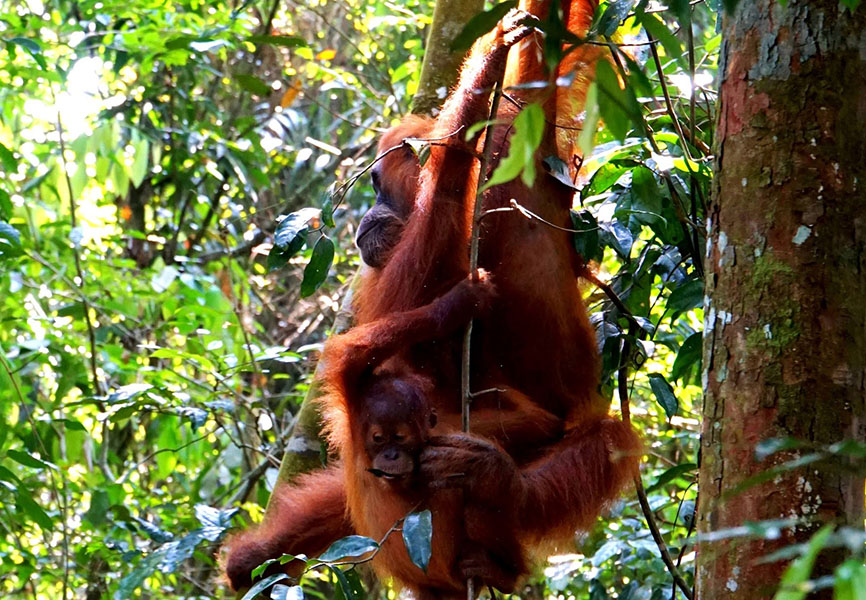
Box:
(646, 462), (697, 492)
(239, 573), (290, 600)
(8, 37), (41, 54)
(667, 279), (704, 315)
(321, 194), (336, 228)
(596, 0), (635, 36)
(300, 235), (335, 297)
(402, 510), (433, 572)
(235, 74), (271, 96)
(247, 35), (307, 48)
(165, 35), (195, 50)
(640, 14), (683, 61)
(7, 37), (47, 68)
(113, 552), (162, 600)
(773, 525), (833, 600)
(328, 565), (363, 600)
(450, 0), (519, 52)
(0, 221), (23, 259)
(85, 489), (111, 525)
(600, 221), (633, 259)
(318, 535), (378, 562)
(129, 138), (149, 188)
(7, 450), (51, 470)
(107, 383), (153, 403)
(484, 103), (545, 190)
(595, 61), (644, 141)
(834, 559), (866, 600)
(17, 491), (54, 531)
(0, 143), (17, 172)
(579, 82), (600, 156)
(582, 162), (628, 199)
(570, 210), (601, 263)
(0, 465), (21, 483)
(542, 156), (579, 191)
(268, 207), (320, 270)
(671, 332), (702, 382)
(648, 373), (678, 418)
(0, 189), (11, 220)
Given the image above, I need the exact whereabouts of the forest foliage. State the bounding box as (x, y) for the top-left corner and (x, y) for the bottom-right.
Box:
(2, 0), (850, 598)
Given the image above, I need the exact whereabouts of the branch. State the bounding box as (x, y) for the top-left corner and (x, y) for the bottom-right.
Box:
(591, 277), (695, 600)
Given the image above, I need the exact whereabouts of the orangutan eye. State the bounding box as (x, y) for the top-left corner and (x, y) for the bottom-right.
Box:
(372, 433), (384, 443)
(393, 434), (405, 443)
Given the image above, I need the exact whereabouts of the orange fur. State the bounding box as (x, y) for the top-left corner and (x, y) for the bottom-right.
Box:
(223, 3), (640, 597)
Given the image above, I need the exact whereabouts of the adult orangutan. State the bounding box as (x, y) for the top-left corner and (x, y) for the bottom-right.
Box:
(224, 2), (640, 598)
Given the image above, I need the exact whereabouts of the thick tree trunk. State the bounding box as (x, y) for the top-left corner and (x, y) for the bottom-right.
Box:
(696, 1), (866, 598)
(413, 0), (484, 114)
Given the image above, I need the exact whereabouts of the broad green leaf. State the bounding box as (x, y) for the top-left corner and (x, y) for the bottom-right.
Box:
(236, 74), (271, 96)
(834, 559), (866, 600)
(268, 207), (320, 270)
(648, 373), (678, 418)
(113, 551), (163, 600)
(318, 535), (378, 562)
(85, 489), (111, 525)
(640, 14), (683, 60)
(402, 510), (433, 572)
(107, 383), (153, 403)
(484, 103), (545, 190)
(579, 82), (600, 156)
(0, 143), (17, 172)
(595, 61), (644, 141)
(600, 221), (633, 259)
(247, 34), (307, 48)
(671, 332), (702, 382)
(0, 221), (23, 258)
(773, 525), (833, 600)
(151, 265), (179, 293)
(300, 235), (335, 297)
(7, 450), (52, 470)
(129, 138), (149, 187)
(7, 37), (47, 68)
(646, 462), (697, 492)
(328, 565), (364, 600)
(240, 574), (290, 600)
(596, 0), (636, 36)
(450, 1), (519, 52)
(571, 210), (601, 263)
(582, 162), (628, 199)
(17, 491), (53, 531)
(543, 156), (579, 191)
(133, 517), (174, 543)
(668, 279), (704, 314)
(0, 189), (11, 219)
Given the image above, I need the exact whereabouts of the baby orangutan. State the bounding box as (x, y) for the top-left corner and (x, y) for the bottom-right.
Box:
(354, 375), (528, 593)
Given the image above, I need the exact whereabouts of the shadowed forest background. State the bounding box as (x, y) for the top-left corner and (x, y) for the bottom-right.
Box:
(1, 0), (865, 598)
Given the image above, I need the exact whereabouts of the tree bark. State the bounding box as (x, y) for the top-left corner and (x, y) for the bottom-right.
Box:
(413, 0), (485, 114)
(697, 1), (866, 598)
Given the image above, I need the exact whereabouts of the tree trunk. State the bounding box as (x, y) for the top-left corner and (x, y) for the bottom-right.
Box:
(696, 1), (866, 598)
(413, 0), (484, 114)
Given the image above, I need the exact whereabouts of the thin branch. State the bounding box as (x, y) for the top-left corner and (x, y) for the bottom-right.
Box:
(604, 40), (704, 278)
(589, 278), (695, 600)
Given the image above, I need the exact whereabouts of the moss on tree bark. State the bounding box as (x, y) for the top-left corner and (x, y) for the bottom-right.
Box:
(696, 1), (866, 597)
